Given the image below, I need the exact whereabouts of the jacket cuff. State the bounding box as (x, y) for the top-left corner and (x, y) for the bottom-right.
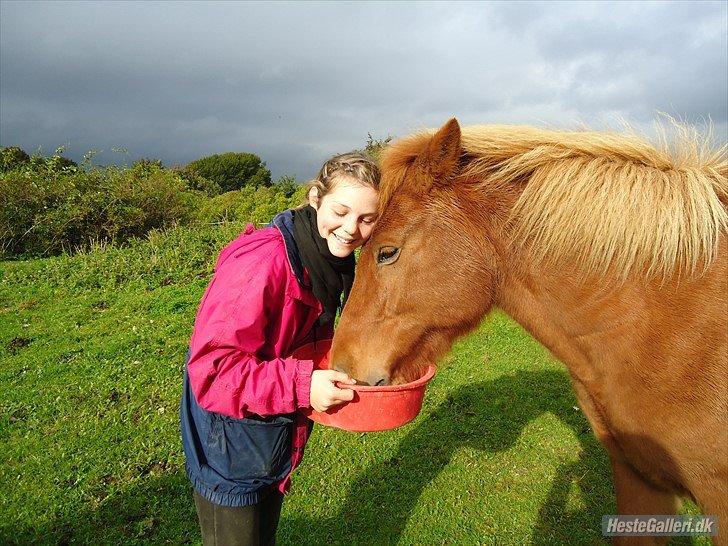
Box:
(294, 358), (314, 409)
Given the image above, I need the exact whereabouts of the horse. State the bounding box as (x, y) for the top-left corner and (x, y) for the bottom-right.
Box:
(330, 118), (727, 545)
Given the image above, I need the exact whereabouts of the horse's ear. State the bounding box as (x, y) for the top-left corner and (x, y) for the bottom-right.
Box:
(417, 118), (462, 189)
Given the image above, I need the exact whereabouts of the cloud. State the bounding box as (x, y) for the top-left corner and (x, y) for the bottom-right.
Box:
(1, 1), (725, 179)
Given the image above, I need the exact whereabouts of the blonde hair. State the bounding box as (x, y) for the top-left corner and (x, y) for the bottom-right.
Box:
(305, 152), (380, 203)
(460, 123), (727, 279)
(380, 121), (727, 280)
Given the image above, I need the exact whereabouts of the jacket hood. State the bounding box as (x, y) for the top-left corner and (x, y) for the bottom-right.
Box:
(270, 209), (307, 288)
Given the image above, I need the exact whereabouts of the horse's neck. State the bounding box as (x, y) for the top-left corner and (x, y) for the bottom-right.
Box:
(496, 255), (726, 386)
(496, 263), (657, 385)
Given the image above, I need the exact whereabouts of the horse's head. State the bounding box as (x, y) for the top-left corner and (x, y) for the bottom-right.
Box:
(331, 119), (506, 385)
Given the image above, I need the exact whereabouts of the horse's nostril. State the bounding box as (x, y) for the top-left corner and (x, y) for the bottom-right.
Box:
(358, 372), (389, 386)
(367, 373), (389, 386)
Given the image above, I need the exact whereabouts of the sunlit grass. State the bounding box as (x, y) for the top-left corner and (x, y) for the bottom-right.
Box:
(0, 223), (708, 545)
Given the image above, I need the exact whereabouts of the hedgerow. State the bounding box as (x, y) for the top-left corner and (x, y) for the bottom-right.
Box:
(1, 136), (395, 260)
(1, 161), (200, 259)
(196, 184), (306, 226)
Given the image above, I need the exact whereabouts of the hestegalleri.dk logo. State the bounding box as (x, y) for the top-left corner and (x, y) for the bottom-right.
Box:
(602, 515), (718, 536)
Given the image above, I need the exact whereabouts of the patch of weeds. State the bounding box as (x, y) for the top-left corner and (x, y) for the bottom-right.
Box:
(91, 300), (110, 310)
(7, 405), (28, 423)
(0, 404), (29, 439)
(58, 348), (84, 364)
(107, 388), (130, 404)
(135, 516), (159, 540)
(18, 299), (39, 310)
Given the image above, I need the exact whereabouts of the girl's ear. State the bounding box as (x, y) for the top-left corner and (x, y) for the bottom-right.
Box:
(308, 186), (320, 208)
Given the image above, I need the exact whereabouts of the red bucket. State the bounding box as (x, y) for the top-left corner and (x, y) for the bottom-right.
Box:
(293, 340), (436, 432)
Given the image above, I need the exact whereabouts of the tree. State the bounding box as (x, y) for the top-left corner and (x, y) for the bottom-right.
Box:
(186, 152), (272, 192)
(273, 175), (300, 198)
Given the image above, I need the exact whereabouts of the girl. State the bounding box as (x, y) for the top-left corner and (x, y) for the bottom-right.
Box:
(180, 152), (380, 545)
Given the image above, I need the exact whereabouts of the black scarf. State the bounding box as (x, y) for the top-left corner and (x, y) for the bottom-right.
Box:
(292, 206), (355, 326)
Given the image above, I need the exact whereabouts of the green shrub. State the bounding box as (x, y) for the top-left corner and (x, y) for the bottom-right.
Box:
(1, 146), (31, 172)
(196, 184), (306, 226)
(274, 175), (300, 199)
(172, 165), (223, 196)
(1, 146), (78, 174)
(0, 166), (201, 259)
(31, 154), (77, 172)
(186, 152), (272, 192)
(363, 133), (392, 162)
(131, 158), (164, 177)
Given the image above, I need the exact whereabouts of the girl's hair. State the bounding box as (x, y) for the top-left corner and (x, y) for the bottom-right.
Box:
(305, 152), (380, 202)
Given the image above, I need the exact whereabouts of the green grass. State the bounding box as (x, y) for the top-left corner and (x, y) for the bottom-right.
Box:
(0, 222), (709, 545)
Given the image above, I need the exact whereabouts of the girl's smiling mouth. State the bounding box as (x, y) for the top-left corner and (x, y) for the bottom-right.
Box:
(334, 233), (355, 244)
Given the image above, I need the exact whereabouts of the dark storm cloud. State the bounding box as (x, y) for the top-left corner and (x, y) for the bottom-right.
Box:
(1, 1), (725, 180)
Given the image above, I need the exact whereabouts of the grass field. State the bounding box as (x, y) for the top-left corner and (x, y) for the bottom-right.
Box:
(0, 222), (708, 545)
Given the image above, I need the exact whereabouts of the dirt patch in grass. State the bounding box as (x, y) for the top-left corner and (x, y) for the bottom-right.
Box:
(6, 336), (32, 354)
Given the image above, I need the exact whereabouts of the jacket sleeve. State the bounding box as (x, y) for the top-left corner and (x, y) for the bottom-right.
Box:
(186, 237), (314, 419)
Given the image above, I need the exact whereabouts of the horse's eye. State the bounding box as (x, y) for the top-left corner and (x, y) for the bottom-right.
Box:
(376, 246), (400, 265)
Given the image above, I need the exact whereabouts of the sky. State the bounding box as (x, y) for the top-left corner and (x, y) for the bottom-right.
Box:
(1, 0), (726, 181)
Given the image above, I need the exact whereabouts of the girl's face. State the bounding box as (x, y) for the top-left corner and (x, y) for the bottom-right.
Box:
(309, 177), (379, 258)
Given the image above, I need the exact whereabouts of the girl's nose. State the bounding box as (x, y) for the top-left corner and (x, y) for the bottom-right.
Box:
(343, 217), (358, 236)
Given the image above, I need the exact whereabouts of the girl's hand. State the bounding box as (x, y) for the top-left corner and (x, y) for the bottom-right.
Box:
(310, 370), (356, 412)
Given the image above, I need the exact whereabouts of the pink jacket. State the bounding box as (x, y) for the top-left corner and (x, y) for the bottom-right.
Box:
(186, 221), (331, 493)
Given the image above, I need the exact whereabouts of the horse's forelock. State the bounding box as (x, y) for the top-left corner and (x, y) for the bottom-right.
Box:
(379, 131), (434, 211)
(378, 121), (462, 211)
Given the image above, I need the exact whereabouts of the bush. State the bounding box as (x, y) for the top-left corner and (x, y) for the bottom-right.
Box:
(0, 165), (201, 259)
(363, 133), (392, 161)
(273, 175), (300, 199)
(1, 146), (31, 172)
(0, 146), (312, 259)
(31, 154), (77, 172)
(196, 184), (305, 226)
(186, 152), (272, 192)
(131, 158), (164, 177)
(172, 165), (223, 196)
(1, 146), (78, 174)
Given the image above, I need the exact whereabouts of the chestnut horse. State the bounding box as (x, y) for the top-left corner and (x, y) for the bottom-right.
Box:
(331, 119), (727, 544)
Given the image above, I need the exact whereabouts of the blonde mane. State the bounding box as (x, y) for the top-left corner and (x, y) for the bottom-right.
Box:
(381, 122), (728, 279)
